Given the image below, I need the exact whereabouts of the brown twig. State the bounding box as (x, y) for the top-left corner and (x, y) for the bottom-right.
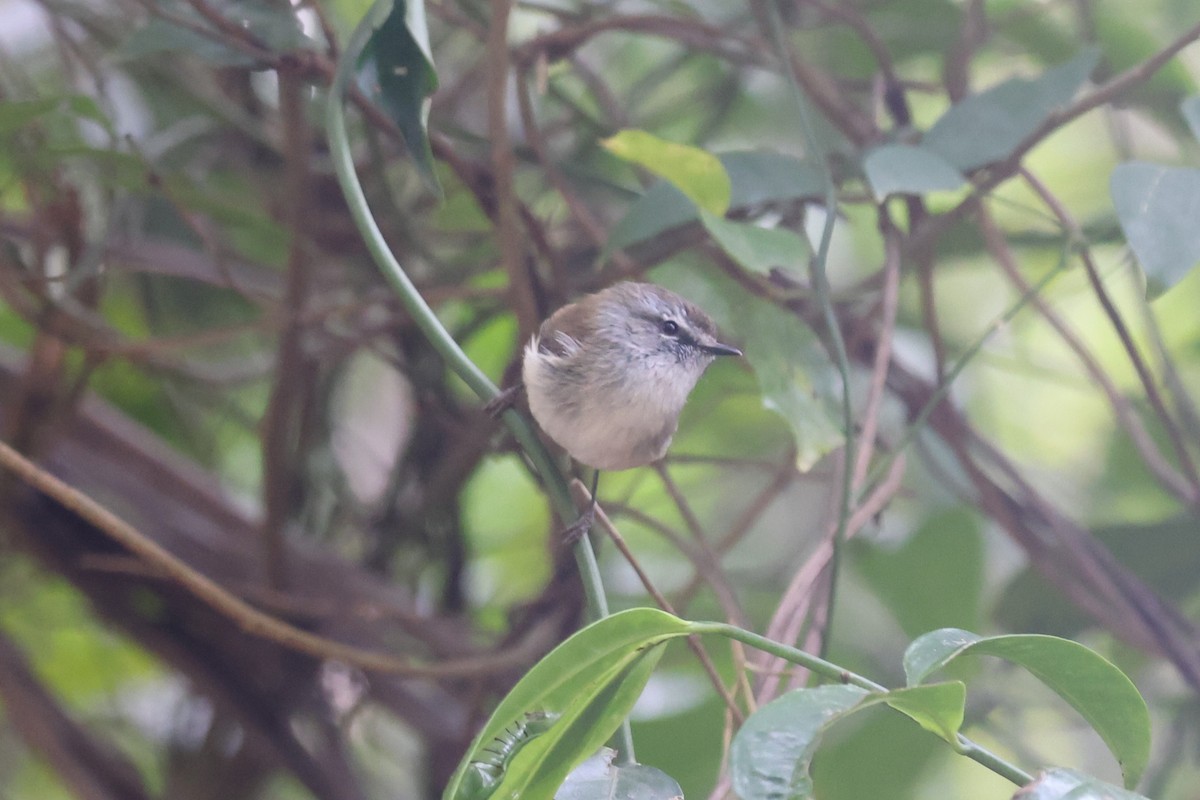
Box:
(906, 16), (1200, 260)
(752, 0), (878, 146)
(487, 0), (540, 342)
(654, 463), (749, 627)
(0, 439), (542, 678)
(1019, 167), (1200, 497)
(754, 452), (905, 704)
(514, 66), (609, 251)
(852, 215), (902, 490)
(975, 202), (1197, 504)
(885, 355), (1200, 690)
(943, 0), (987, 102)
(0, 631), (152, 800)
(673, 456), (798, 610)
(570, 479), (746, 723)
(805, 0), (910, 127)
(513, 14), (760, 70)
(258, 70), (316, 589)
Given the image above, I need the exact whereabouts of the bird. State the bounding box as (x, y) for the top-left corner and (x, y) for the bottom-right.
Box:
(513, 281), (742, 538)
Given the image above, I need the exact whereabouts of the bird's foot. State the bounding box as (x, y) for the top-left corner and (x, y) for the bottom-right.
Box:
(560, 502), (596, 545)
(483, 384), (521, 418)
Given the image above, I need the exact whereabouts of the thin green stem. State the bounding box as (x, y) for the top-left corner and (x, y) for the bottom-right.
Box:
(763, 0), (856, 655)
(691, 622), (884, 691)
(693, 622), (1035, 788)
(952, 738), (1035, 788)
(325, 0), (627, 754)
(325, 0), (608, 616)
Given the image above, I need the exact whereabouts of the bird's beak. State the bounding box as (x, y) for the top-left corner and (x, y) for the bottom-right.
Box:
(703, 341), (742, 357)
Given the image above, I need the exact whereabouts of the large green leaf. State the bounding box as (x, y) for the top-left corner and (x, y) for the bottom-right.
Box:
(514, 653), (667, 800)
(556, 750), (684, 800)
(699, 210), (810, 276)
(903, 629), (1150, 788)
(607, 181), (697, 254)
(607, 151), (822, 254)
(119, 17), (254, 66)
(356, 0), (440, 189)
(729, 683), (965, 800)
(442, 608), (693, 800)
(119, 0), (312, 66)
(862, 144), (966, 199)
(809, 700), (940, 800)
(730, 684), (869, 800)
(852, 507), (983, 638)
(1015, 767), (1150, 800)
(0, 98), (62, 135)
(1110, 162), (1200, 298)
(0, 95), (116, 139)
(660, 265), (843, 471)
(603, 130), (731, 215)
(879, 683), (966, 744)
(923, 48), (1099, 171)
(720, 151), (826, 207)
(741, 298), (843, 471)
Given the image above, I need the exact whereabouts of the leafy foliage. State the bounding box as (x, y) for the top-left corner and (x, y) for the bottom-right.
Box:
(0, 0), (1197, 798)
(356, 0), (440, 187)
(1111, 163), (1200, 297)
(904, 630), (1151, 787)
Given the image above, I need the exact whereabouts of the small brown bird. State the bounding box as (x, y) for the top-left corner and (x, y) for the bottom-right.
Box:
(521, 282), (741, 472)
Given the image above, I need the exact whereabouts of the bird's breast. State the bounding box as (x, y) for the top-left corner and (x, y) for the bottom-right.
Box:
(522, 344), (696, 470)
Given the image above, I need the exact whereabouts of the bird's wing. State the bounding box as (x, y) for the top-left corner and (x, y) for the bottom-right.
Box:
(542, 330), (581, 357)
(536, 298), (592, 358)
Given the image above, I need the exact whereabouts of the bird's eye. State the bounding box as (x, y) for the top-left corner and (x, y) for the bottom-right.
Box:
(660, 319), (679, 336)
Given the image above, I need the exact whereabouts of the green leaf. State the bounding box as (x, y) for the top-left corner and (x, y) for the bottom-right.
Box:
(852, 507), (983, 638)
(729, 683), (963, 800)
(607, 151), (822, 254)
(1182, 96), (1200, 143)
(881, 683), (965, 744)
(862, 144), (967, 199)
(721, 151), (825, 206)
(48, 145), (147, 191)
(603, 130), (731, 215)
(730, 684), (870, 800)
(743, 300), (843, 471)
(556, 750), (684, 800)
(516, 652), (667, 800)
(1111, 161), (1200, 298)
(1015, 767), (1151, 800)
(607, 181), (697, 253)
(699, 211), (809, 275)
(442, 608), (693, 800)
(0, 98), (62, 135)
(119, 17), (254, 65)
(554, 749), (617, 799)
(903, 629), (1150, 788)
(658, 265), (843, 471)
(118, 1), (312, 66)
(923, 48), (1100, 171)
(224, 0), (313, 51)
(357, 0), (440, 190)
(64, 96), (116, 136)
(809, 700), (940, 800)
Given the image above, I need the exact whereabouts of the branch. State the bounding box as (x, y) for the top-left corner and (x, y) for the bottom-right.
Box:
(0, 632), (151, 800)
(0, 439), (543, 677)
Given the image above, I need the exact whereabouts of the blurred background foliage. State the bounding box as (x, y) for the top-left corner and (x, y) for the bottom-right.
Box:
(0, 0), (1197, 798)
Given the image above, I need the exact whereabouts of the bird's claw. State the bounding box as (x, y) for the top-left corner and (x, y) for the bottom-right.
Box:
(483, 385), (521, 419)
(559, 503), (596, 545)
